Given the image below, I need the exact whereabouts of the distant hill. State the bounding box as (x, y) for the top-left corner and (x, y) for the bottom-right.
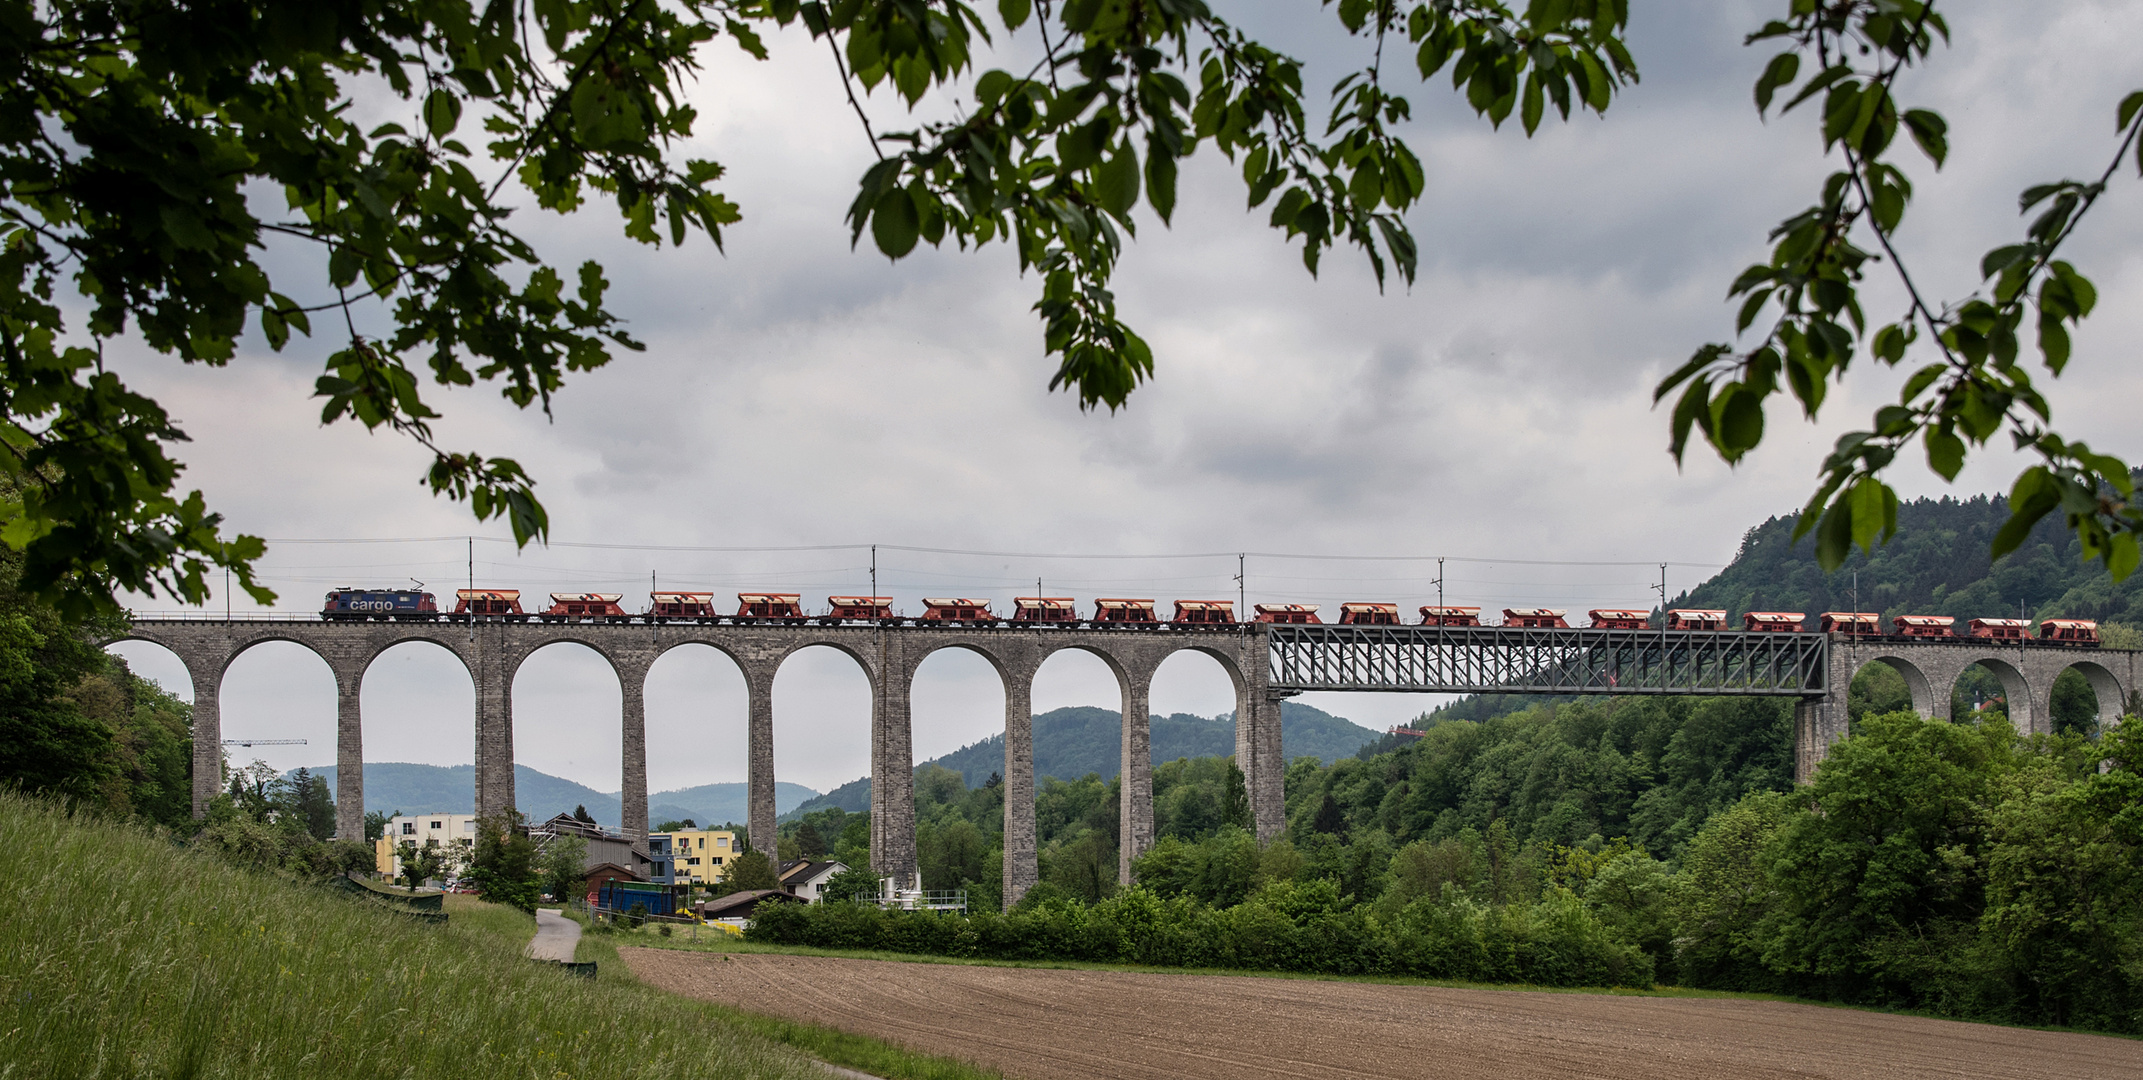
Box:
(781, 701), (1380, 819)
(298, 763), (816, 828)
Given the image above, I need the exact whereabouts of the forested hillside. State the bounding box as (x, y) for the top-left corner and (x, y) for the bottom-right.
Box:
(301, 763), (817, 828)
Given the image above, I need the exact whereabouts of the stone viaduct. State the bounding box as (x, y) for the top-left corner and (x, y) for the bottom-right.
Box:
(116, 618), (1282, 905)
(115, 617), (2136, 908)
(1794, 635), (2140, 780)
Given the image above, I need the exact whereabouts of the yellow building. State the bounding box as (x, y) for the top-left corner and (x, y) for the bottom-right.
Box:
(659, 828), (739, 888)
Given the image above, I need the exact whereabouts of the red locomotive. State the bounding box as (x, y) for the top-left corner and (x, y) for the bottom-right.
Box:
(2038, 618), (2100, 646)
(1094, 598), (1160, 624)
(1667, 609), (1727, 631)
(648, 591), (717, 622)
(825, 596), (893, 623)
(1012, 597), (1078, 624)
(1744, 611), (1806, 633)
(1502, 608), (1568, 629)
(1892, 614), (1953, 638)
(1820, 612), (1881, 635)
(1173, 600), (1236, 626)
(542, 593), (628, 622)
(919, 598), (997, 625)
(1968, 617), (2028, 642)
(1588, 609), (1650, 630)
(1253, 603), (1320, 624)
(455, 589), (526, 620)
(1419, 606), (1482, 626)
(735, 593), (806, 622)
(1338, 602), (1401, 626)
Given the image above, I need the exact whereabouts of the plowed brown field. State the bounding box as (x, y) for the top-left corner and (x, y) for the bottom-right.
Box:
(620, 949), (2142, 1080)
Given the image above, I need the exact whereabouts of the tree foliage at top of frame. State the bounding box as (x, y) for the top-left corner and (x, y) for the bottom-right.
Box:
(1657, 0), (2143, 582)
(0, 0), (1635, 621)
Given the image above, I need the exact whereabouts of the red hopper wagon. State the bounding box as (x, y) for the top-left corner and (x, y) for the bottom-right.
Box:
(1968, 617), (2028, 642)
(1502, 608), (1568, 629)
(1588, 609), (1650, 630)
(735, 594), (805, 622)
(1744, 611), (1806, 633)
(1820, 612), (1881, 635)
(1667, 609), (1727, 631)
(648, 592), (717, 622)
(1419, 606), (1482, 626)
(1892, 615), (1954, 638)
(1094, 599), (1160, 625)
(2038, 618), (2100, 646)
(1173, 600), (1237, 626)
(919, 598), (997, 625)
(825, 596), (894, 623)
(543, 593), (628, 622)
(1338, 603), (1401, 626)
(455, 589), (525, 619)
(1253, 604), (1320, 625)
(1012, 597), (1078, 624)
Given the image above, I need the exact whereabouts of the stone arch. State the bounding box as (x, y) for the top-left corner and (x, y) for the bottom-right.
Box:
(1950, 655), (2033, 735)
(2050, 658), (2127, 733)
(1855, 654), (1936, 718)
(100, 637), (194, 701)
(774, 638), (883, 694)
(509, 639), (627, 827)
(641, 640), (752, 810)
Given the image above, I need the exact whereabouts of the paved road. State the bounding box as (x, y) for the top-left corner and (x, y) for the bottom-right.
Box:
(622, 950), (2143, 1080)
(527, 908), (582, 962)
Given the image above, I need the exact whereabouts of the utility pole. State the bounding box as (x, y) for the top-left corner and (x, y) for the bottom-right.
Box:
(1235, 553), (1246, 617)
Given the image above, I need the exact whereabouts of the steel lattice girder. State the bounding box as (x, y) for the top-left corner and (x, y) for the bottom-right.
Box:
(1266, 625), (1829, 696)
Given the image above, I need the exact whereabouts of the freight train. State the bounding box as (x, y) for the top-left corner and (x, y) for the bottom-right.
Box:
(317, 589), (2101, 646)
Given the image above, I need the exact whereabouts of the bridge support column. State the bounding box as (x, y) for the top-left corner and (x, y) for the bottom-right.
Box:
(1002, 661), (1039, 909)
(873, 660), (918, 890)
(189, 660), (222, 820)
(616, 654), (653, 843)
(1240, 627), (1284, 843)
(1118, 670), (1153, 886)
(745, 664), (777, 856)
(471, 629), (517, 821)
(1238, 694), (1285, 842)
(334, 664), (364, 842)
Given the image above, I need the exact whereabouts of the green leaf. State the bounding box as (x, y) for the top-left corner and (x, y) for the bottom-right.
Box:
(1521, 73), (1544, 135)
(1992, 467), (2060, 559)
(1712, 386), (1764, 459)
(424, 89), (462, 138)
(2108, 532), (2140, 582)
(1902, 108), (1946, 167)
(1979, 244), (2031, 279)
(1094, 142), (1140, 217)
(1924, 426), (1965, 481)
(870, 186), (920, 258)
(1144, 139), (1178, 224)
(2120, 89), (2143, 133)
(1815, 495), (1852, 570)
(1754, 51), (1798, 115)
(1848, 477), (1889, 553)
(998, 0), (1031, 31)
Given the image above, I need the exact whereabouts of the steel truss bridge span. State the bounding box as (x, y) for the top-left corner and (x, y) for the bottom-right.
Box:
(1267, 625), (1829, 697)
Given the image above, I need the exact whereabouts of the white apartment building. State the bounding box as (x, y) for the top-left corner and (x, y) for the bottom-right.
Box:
(373, 812), (479, 881)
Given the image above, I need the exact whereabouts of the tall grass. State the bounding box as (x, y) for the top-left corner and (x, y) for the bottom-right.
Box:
(0, 792), (833, 1079)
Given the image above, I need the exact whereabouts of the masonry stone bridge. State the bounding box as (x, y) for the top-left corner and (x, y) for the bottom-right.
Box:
(117, 618), (1282, 904)
(115, 617), (2136, 908)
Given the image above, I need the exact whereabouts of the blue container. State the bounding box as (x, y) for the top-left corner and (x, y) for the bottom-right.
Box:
(598, 881), (678, 917)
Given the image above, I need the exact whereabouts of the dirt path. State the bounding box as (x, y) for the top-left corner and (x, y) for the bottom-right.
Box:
(621, 949), (2142, 1080)
(526, 908), (581, 962)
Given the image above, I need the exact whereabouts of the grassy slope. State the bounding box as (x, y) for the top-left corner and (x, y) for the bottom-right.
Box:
(0, 793), (994, 1079)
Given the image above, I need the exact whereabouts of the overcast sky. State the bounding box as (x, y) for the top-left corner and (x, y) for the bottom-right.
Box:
(105, 0), (2143, 799)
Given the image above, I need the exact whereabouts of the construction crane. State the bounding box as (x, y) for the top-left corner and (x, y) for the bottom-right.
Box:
(221, 738), (308, 748)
